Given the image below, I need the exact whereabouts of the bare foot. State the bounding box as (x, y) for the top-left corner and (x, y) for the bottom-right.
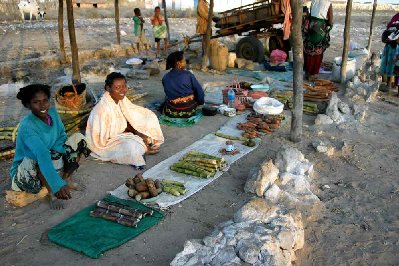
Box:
(48, 195), (65, 210)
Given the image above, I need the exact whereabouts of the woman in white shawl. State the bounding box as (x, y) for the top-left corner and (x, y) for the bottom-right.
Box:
(86, 72), (164, 170)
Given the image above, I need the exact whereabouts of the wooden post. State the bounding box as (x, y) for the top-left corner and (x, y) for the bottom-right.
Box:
(115, 0), (120, 45)
(340, 0), (352, 84)
(201, 0), (213, 70)
(367, 0), (377, 52)
(162, 0), (171, 40)
(289, 0), (304, 142)
(66, 0), (81, 83)
(58, 0), (66, 63)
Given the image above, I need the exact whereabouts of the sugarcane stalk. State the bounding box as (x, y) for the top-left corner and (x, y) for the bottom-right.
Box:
(182, 156), (219, 166)
(57, 108), (92, 115)
(214, 132), (247, 141)
(0, 136), (12, 140)
(97, 200), (153, 217)
(172, 162), (214, 177)
(170, 165), (210, 178)
(126, 93), (148, 102)
(181, 161), (218, 172)
(161, 180), (185, 188)
(163, 186), (181, 196)
(90, 209), (140, 227)
(186, 151), (224, 161)
(0, 127), (16, 132)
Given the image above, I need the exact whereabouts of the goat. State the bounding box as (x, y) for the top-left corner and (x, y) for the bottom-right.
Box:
(17, 0), (41, 22)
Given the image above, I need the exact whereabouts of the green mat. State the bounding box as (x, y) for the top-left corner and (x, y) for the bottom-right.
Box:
(159, 110), (203, 127)
(48, 195), (164, 259)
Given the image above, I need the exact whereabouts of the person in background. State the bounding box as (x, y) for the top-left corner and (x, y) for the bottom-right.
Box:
(380, 13), (399, 93)
(86, 72), (164, 171)
(11, 84), (89, 209)
(162, 51), (204, 118)
(196, 0), (209, 56)
(132, 8), (148, 53)
(151, 6), (168, 58)
(303, 0), (333, 81)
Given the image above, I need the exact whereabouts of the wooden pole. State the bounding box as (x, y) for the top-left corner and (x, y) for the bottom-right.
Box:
(115, 0), (120, 45)
(162, 0), (171, 40)
(58, 0), (66, 63)
(201, 0), (213, 70)
(66, 0), (81, 83)
(340, 0), (352, 84)
(289, 0), (304, 142)
(367, 0), (377, 53)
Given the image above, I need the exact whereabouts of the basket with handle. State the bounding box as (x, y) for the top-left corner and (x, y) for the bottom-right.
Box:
(55, 83), (87, 111)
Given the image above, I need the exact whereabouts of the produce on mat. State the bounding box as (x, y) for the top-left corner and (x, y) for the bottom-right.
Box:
(274, 92), (319, 114)
(90, 200), (154, 228)
(161, 180), (186, 196)
(125, 173), (162, 201)
(170, 151), (226, 178)
(237, 113), (284, 139)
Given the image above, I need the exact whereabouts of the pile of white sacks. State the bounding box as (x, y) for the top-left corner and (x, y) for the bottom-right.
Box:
(171, 146), (319, 266)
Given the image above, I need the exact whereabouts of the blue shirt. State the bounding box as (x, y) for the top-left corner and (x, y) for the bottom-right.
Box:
(10, 107), (68, 194)
(162, 69), (205, 105)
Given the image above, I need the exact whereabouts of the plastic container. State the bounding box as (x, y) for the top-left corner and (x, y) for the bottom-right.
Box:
(250, 84), (270, 92)
(227, 88), (236, 109)
(332, 57), (356, 82)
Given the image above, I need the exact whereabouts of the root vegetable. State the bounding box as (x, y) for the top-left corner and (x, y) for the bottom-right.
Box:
(128, 189), (138, 198)
(146, 179), (158, 197)
(135, 181), (149, 192)
(139, 191), (150, 199)
(125, 178), (135, 188)
(155, 179), (161, 189)
(135, 194), (142, 201)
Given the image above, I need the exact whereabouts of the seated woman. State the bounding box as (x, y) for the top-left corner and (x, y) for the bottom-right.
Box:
(162, 51), (205, 118)
(86, 72), (164, 170)
(10, 84), (89, 209)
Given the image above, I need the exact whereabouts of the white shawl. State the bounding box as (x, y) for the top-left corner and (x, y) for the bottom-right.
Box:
(86, 92), (164, 166)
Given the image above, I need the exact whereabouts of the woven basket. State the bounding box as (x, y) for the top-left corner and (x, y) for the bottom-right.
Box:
(55, 83), (87, 111)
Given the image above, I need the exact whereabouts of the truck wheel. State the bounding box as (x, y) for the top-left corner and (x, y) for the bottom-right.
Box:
(236, 36), (265, 63)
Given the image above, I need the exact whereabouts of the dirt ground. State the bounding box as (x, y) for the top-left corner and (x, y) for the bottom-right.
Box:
(1, 10), (399, 266)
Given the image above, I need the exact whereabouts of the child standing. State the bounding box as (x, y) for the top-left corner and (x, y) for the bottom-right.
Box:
(151, 6), (168, 58)
(132, 8), (148, 52)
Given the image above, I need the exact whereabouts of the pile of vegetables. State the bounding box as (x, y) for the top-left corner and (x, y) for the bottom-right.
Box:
(161, 180), (186, 196)
(0, 126), (18, 160)
(214, 132), (256, 147)
(126, 173), (163, 201)
(304, 79), (338, 102)
(274, 92), (319, 114)
(170, 151), (226, 178)
(237, 113), (284, 139)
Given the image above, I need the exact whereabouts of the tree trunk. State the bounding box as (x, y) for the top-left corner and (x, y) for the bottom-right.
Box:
(162, 0), (171, 40)
(289, 0), (304, 142)
(340, 0), (352, 84)
(66, 0), (81, 84)
(367, 0), (377, 52)
(115, 0), (120, 45)
(58, 0), (66, 63)
(201, 0), (214, 70)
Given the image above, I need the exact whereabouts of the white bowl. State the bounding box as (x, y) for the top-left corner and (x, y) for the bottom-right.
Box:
(253, 97), (284, 115)
(126, 58), (143, 65)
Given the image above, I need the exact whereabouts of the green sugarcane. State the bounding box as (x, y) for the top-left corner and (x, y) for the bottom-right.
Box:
(170, 165), (210, 178)
(0, 136), (12, 140)
(0, 127), (16, 132)
(163, 186), (181, 196)
(186, 151), (224, 162)
(182, 162), (217, 173)
(214, 132), (247, 141)
(161, 180), (185, 188)
(172, 162), (213, 177)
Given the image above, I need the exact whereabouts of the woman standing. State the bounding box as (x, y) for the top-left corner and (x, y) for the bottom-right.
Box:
(151, 6), (168, 58)
(162, 51), (205, 118)
(86, 72), (164, 170)
(380, 13), (399, 93)
(303, 0), (333, 81)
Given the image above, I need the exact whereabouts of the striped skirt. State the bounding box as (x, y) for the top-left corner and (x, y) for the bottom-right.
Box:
(163, 94), (198, 118)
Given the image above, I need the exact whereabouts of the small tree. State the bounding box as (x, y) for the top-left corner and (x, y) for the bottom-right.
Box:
(201, 0), (214, 71)
(115, 0), (120, 45)
(58, 0), (67, 63)
(289, 0), (304, 142)
(367, 0), (377, 53)
(66, 0), (81, 83)
(340, 0), (353, 84)
(162, 0), (171, 40)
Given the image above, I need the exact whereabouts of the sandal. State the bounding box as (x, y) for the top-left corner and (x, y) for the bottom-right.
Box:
(132, 165), (145, 171)
(146, 146), (160, 155)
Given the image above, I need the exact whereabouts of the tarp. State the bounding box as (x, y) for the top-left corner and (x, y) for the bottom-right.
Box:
(48, 195), (164, 259)
(110, 113), (259, 208)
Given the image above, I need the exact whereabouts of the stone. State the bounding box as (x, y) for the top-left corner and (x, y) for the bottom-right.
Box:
(312, 140), (328, 153)
(143, 61), (161, 75)
(326, 92), (345, 124)
(244, 159), (279, 197)
(353, 103), (368, 122)
(237, 241), (261, 264)
(365, 82), (379, 103)
(210, 246), (240, 266)
(275, 146), (313, 176)
(279, 172), (295, 186)
(126, 69), (150, 80)
(11, 68), (30, 81)
(314, 114), (333, 125)
(264, 184), (281, 203)
(338, 101), (351, 114)
(203, 232), (224, 247)
(233, 198), (277, 223)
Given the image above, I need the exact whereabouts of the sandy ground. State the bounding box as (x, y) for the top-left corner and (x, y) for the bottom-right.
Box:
(1, 10), (399, 266)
